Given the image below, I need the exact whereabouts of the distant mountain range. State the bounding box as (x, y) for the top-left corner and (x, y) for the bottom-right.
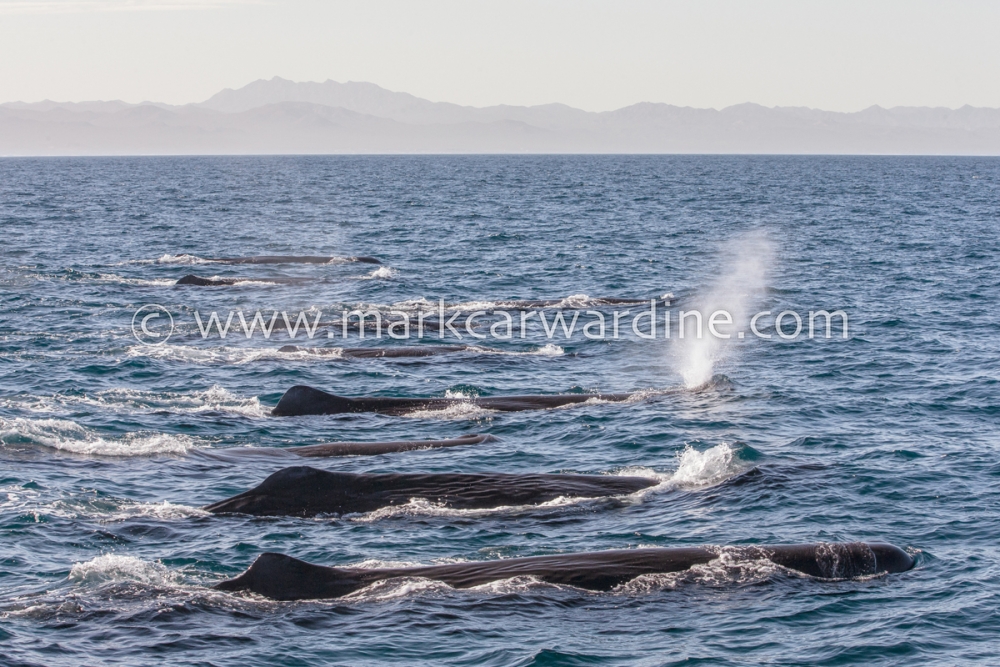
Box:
(3, 77), (999, 155)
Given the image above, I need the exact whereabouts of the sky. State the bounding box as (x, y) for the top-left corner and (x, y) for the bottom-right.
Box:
(1, 0), (998, 112)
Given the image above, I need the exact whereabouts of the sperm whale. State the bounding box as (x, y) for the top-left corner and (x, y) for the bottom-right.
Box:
(214, 542), (915, 600)
(172, 254), (381, 264)
(175, 274), (311, 286)
(203, 465), (656, 516)
(277, 345), (474, 358)
(270, 385), (633, 417)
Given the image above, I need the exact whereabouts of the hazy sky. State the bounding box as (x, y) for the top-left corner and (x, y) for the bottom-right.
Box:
(1, 0), (998, 111)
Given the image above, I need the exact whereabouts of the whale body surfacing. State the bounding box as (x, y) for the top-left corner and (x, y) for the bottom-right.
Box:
(214, 542), (914, 600)
(173, 254), (381, 265)
(278, 345), (472, 358)
(211, 255), (381, 264)
(203, 465), (656, 516)
(271, 385), (632, 416)
(176, 274), (312, 287)
(175, 274), (242, 286)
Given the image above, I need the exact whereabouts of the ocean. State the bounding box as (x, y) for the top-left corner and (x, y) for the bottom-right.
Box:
(1, 155), (997, 666)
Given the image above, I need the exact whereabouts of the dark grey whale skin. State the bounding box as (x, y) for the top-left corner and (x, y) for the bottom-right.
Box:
(203, 465), (656, 516)
(175, 274), (311, 286)
(214, 543), (915, 600)
(288, 434), (495, 457)
(175, 274), (242, 286)
(271, 385), (633, 416)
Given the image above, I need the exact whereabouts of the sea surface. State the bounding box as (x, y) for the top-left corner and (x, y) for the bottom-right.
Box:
(0, 155), (998, 666)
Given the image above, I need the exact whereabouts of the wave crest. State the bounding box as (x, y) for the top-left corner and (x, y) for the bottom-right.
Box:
(69, 555), (182, 587)
(0, 417), (202, 456)
(6, 385), (267, 418)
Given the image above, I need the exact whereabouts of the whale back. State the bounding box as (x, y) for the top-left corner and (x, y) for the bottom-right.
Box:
(176, 274), (231, 286)
(213, 543), (914, 601)
(203, 465), (659, 516)
(272, 385), (356, 416)
(207, 255), (380, 265)
(271, 385), (635, 416)
(214, 553), (368, 600)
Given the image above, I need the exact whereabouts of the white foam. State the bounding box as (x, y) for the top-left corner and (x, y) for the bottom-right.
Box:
(88, 500), (210, 522)
(382, 297), (437, 312)
(443, 389), (476, 399)
(379, 295), (649, 313)
(531, 343), (565, 356)
(447, 299), (514, 312)
(15, 385), (268, 418)
(68, 555), (182, 587)
(348, 558), (425, 570)
(0, 486), (208, 522)
(668, 442), (745, 489)
(401, 401), (497, 420)
(362, 266), (396, 280)
(342, 577), (454, 602)
(616, 442), (747, 492)
(94, 273), (177, 286)
(127, 344), (308, 365)
(0, 417), (202, 456)
(476, 344), (565, 357)
(155, 254), (213, 265)
(350, 494), (593, 522)
(552, 293), (592, 308)
(614, 550), (783, 594)
(225, 279), (280, 286)
(293, 347), (345, 358)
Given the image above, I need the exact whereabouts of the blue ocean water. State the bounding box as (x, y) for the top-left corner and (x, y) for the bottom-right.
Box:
(0, 155), (998, 666)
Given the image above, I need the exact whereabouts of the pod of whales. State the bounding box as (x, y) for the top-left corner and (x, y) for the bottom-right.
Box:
(278, 344), (473, 358)
(173, 254), (381, 264)
(204, 465), (655, 516)
(134, 260), (910, 606)
(214, 542), (915, 600)
(287, 434), (495, 457)
(271, 385), (632, 416)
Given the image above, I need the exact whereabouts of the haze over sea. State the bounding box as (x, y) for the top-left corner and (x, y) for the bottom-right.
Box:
(1, 155), (998, 666)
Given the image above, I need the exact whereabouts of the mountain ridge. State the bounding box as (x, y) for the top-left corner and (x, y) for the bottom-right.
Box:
(3, 77), (999, 155)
